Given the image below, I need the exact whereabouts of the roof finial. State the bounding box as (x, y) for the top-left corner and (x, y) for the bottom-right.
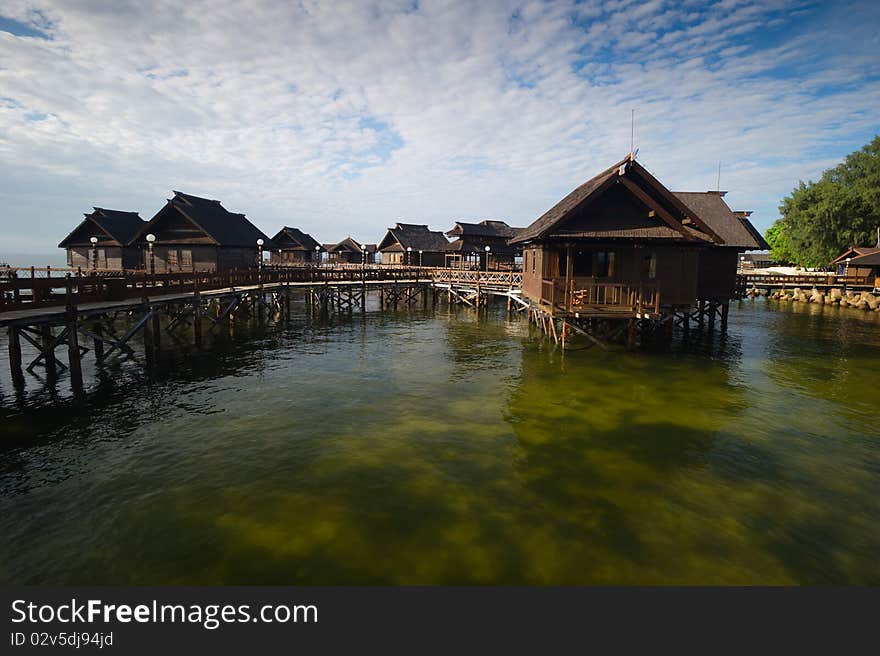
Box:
(716, 161), (721, 192)
(630, 109), (635, 160)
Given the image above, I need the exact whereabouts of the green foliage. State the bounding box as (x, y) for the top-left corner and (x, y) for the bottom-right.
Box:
(774, 135), (880, 267)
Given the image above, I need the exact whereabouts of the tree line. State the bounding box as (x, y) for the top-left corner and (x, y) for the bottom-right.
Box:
(766, 135), (880, 267)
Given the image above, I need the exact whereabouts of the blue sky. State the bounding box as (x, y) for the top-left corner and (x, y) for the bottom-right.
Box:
(1, 0), (878, 258)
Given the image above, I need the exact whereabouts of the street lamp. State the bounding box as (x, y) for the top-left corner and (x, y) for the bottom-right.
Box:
(484, 245), (491, 272)
(406, 246), (412, 266)
(145, 233), (156, 276)
(315, 245), (321, 266)
(362, 243), (369, 266)
(419, 249), (423, 267)
(257, 238), (264, 275)
(90, 236), (98, 271)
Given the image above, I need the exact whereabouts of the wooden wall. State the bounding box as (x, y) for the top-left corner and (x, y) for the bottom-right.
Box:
(697, 248), (739, 301)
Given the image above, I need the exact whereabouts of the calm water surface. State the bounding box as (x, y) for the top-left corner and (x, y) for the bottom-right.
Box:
(0, 298), (878, 584)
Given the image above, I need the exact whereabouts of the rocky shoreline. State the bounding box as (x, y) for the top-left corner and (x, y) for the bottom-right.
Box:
(748, 287), (880, 311)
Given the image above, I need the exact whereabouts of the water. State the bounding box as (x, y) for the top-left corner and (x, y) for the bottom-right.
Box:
(0, 298), (878, 584)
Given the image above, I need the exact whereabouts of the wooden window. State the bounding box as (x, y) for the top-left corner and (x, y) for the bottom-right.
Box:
(642, 252), (657, 279)
(531, 249), (536, 274)
(180, 249), (193, 268)
(167, 249), (178, 269)
(594, 251), (615, 277)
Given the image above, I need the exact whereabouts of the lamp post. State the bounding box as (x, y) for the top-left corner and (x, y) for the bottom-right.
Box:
(419, 249), (423, 267)
(145, 234), (156, 276)
(406, 246), (412, 267)
(315, 245), (321, 266)
(363, 243), (369, 266)
(90, 236), (98, 271)
(844, 257), (851, 291)
(257, 238), (264, 278)
(484, 245), (491, 272)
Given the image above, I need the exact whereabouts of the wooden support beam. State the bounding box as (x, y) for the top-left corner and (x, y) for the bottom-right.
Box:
(67, 308), (83, 393)
(8, 326), (24, 387)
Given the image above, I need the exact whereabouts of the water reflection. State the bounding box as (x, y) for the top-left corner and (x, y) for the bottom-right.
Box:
(0, 299), (877, 584)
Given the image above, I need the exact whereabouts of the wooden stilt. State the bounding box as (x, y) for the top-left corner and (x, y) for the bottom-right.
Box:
(93, 321), (105, 361)
(41, 324), (56, 378)
(193, 292), (202, 347)
(8, 326), (24, 387)
(626, 318), (637, 350)
(67, 308), (83, 392)
(720, 302), (729, 332)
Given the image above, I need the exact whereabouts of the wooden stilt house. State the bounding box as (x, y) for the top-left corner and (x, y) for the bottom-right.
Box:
(269, 227), (323, 264)
(326, 237), (366, 264)
(377, 223), (449, 266)
(444, 220), (523, 269)
(58, 208), (146, 270)
(131, 191), (273, 272)
(830, 246), (880, 279)
(511, 155), (761, 318)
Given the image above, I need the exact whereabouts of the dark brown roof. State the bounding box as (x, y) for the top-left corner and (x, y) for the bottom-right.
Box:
(272, 227), (322, 252)
(830, 246), (880, 265)
(446, 220), (520, 238)
(328, 236), (363, 253)
(59, 208), (146, 247)
(850, 251), (880, 266)
(672, 192), (765, 249)
(134, 191), (273, 247)
(378, 223), (449, 252)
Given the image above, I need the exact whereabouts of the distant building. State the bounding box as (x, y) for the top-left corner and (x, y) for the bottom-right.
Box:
(58, 208), (146, 270)
(269, 227), (323, 264)
(444, 220), (522, 268)
(325, 237), (367, 264)
(377, 223), (448, 266)
(830, 246), (880, 282)
(131, 191), (273, 272)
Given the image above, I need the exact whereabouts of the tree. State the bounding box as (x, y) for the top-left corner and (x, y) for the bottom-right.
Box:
(767, 135), (880, 267)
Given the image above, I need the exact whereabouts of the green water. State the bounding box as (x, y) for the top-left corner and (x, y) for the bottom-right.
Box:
(0, 298), (878, 584)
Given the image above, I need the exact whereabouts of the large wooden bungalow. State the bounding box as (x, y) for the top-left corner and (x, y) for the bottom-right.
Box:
(58, 208), (146, 270)
(269, 227), (323, 264)
(377, 223), (449, 266)
(830, 246), (880, 280)
(444, 220), (522, 268)
(510, 154), (764, 322)
(131, 191), (273, 272)
(325, 237), (367, 264)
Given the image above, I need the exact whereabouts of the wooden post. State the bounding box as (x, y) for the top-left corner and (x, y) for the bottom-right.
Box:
(67, 307), (83, 393)
(708, 301), (716, 332)
(152, 305), (161, 348)
(142, 299), (154, 367)
(626, 319), (637, 350)
(8, 326), (24, 387)
(93, 321), (104, 361)
(720, 302), (729, 332)
(697, 300), (705, 328)
(193, 291), (203, 347)
(41, 324), (56, 378)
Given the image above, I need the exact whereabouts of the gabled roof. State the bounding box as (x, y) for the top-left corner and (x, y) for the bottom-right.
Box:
(446, 220), (521, 239)
(511, 156), (723, 245)
(134, 191), (272, 247)
(378, 222), (449, 252)
(672, 192), (766, 250)
(830, 246), (880, 265)
(328, 236), (363, 253)
(271, 226), (322, 252)
(849, 251), (880, 266)
(58, 208), (146, 247)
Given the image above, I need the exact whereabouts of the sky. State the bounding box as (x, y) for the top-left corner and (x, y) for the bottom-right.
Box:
(1, 0), (878, 258)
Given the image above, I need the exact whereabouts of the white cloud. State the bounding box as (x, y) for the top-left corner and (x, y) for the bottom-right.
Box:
(0, 0), (878, 256)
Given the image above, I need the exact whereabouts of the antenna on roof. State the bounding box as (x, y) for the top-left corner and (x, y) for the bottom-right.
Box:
(630, 109), (635, 159)
(716, 161), (721, 192)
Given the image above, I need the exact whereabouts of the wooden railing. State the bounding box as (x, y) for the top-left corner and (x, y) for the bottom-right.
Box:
(739, 273), (872, 287)
(541, 278), (660, 316)
(0, 267), (429, 311)
(431, 269), (522, 288)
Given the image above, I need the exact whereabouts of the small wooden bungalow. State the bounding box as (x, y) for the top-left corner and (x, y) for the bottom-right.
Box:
(269, 227), (323, 264)
(511, 155), (761, 318)
(377, 223), (448, 266)
(58, 208), (146, 270)
(830, 246), (880, 278)
(444, 220), (523, 268)
(325, 237), (366, 264)
(131, 191), (273, 272)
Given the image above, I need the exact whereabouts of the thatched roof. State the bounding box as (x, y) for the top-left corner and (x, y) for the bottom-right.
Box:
(446, 220), (521, 239)
(133, 191), (273, 247)
(378, 223), (449, 252)
(271, 226), (322, 252)
(58, 208), (145, 247)
(328, 236), (363, 253)
(672, 192), (767, 249)
(511, 156), (723, 245)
